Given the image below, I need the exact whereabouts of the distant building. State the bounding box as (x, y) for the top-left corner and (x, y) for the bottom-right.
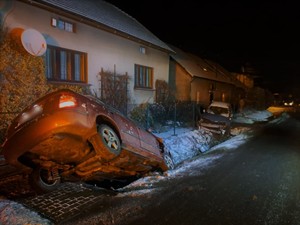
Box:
(169, 45), (246, 107)
(232, 73), (254, 89)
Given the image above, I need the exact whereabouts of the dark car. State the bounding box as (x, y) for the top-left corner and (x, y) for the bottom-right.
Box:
(1, 89), (174, 193)
(198, 101), (232, 135)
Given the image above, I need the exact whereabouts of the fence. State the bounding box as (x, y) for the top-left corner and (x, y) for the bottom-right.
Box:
(127, 101), (204, 134)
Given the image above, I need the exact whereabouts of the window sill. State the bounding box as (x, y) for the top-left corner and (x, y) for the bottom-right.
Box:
(47, 80), (91, 86)
(134, 87), (155, 91)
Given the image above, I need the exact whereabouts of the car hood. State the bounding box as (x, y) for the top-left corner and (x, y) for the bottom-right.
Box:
(201, 113), (230, 123)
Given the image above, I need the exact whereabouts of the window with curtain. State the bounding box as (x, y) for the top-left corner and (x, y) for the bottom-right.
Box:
(134, 64), (153, 89)
(45, 45), (87, 83)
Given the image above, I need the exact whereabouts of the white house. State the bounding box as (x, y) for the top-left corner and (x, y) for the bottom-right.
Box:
(1, 0), (174, 106)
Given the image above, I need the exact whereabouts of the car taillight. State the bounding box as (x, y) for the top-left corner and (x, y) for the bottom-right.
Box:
(59, 94), (77, 108)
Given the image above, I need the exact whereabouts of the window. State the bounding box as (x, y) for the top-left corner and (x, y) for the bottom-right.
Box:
(139, 46), (146, 54)
(51, 18), (75, 33)
(134, 64), (153, 89)
(45, 45), (87, 83)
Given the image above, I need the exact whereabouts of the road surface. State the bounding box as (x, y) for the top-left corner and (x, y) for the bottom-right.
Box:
(68, 113), (300, 225)
(2, 112), (300, 225)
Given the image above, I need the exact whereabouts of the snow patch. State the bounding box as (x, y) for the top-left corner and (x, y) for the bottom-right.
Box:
(0, 200), (52, 225)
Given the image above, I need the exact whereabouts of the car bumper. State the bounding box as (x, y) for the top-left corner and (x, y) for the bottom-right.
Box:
(199, 122), (228, 135)
(2, 110), (95, 169)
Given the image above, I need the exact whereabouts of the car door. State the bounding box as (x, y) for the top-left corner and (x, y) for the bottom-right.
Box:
(137, 128), (162, 158)
(113, 115), (142, 150)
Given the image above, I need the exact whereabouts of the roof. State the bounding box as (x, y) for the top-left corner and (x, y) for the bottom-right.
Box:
(170, 45), (245, 88)
(202, 59), (245, 89)
(170, 45), (231, 83)
(26, 0), (174, 53)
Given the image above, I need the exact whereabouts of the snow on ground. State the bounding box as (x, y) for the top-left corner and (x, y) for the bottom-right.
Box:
(233, 109), (273, 124)
(118, 109), (275, 192)
(157, 128), (213, 165)
(0, 199), (52, 225)
(155, 109), (274, 165)
(0, 108), (289, 224)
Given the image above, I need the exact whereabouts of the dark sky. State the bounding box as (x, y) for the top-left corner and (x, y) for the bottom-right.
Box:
(105, 0), (300, 95)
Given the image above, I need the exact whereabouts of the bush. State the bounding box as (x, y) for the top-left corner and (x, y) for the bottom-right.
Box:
(0, 27), (85, 146)
(129, 103), (153, 129)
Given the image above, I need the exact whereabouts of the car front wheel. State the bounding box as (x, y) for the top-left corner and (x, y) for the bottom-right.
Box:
(98, 124), (121, 156)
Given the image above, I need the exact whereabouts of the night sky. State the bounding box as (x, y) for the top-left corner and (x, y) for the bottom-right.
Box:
(105, 0), (300, 95)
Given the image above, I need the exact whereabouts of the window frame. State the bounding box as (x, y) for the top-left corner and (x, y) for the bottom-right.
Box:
(51, 17), (76, 33)
(134, 64), (153, 89)
(45, 45), (87, 84)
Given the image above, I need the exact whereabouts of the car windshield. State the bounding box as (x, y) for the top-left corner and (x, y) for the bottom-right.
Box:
(208, 106), (228, 115)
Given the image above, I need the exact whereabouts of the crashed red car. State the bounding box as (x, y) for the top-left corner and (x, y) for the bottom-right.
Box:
(1, 89), (174, 193)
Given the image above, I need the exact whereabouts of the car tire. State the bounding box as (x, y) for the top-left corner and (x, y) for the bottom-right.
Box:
(98, 124), (121, 157)
(164, 153), (175, 170)
(29, 166), (61, 193)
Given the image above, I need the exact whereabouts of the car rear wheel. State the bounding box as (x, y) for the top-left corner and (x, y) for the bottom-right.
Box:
(29, 166), (61, 193)
(98, 124), (121, 156)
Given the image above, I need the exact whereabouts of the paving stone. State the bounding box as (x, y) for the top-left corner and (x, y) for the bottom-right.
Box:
(19, 182), (116, 223)
(0, 167), (117, 224)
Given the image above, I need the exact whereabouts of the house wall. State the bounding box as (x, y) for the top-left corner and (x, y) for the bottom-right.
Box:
(191, 79), (234, 106)
(174, 62), (192, 101)
(4, 1), (170, 104)
(170, 61), (234, 106)
(190, 78), (211, 105)
(214, 82), (233, 103)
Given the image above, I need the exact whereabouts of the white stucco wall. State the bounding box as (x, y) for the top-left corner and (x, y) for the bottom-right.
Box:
(3, 0), (170, 104)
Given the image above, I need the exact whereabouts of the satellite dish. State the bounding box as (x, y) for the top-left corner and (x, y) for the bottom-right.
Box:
(21, 29), (47, 56)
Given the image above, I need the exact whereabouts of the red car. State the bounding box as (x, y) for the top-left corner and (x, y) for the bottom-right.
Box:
(1, 89), (174, 193)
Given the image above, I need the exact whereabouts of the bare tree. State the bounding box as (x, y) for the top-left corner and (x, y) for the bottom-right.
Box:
(98, 67), (129, 114)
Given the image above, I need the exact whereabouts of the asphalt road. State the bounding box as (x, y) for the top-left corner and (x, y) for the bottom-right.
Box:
(111, 113), (300, 225)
